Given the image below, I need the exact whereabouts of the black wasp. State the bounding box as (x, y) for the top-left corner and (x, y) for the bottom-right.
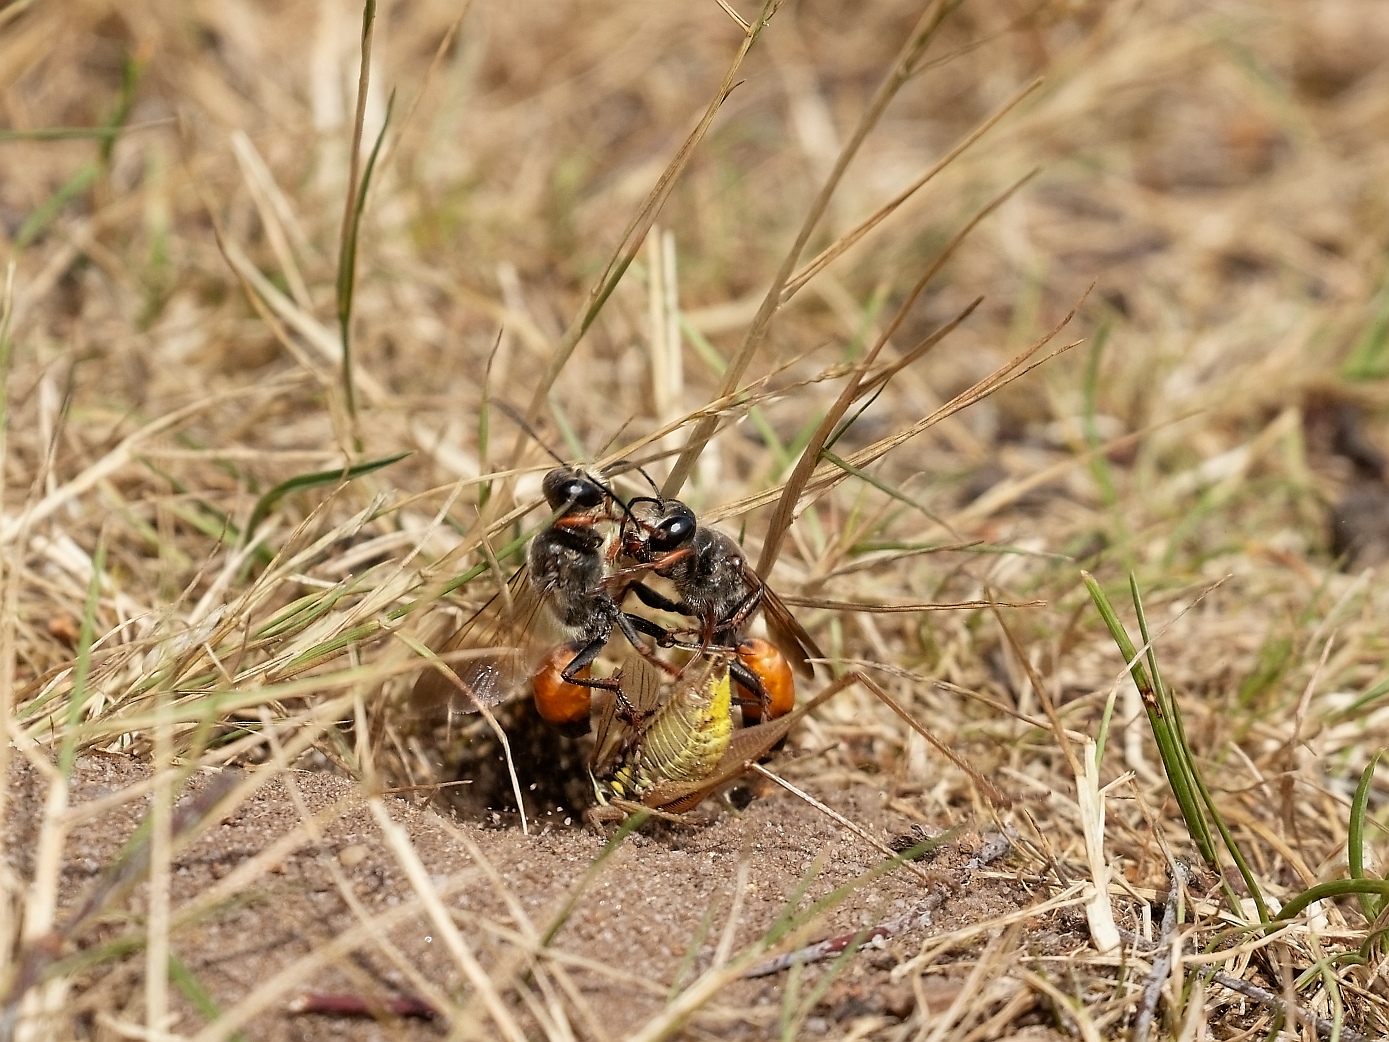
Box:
(412, 450), (674, 735)
(619, 495), (824, 723)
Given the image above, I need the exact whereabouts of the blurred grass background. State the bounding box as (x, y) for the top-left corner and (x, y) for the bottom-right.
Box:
(5, 0), (1389, 1036)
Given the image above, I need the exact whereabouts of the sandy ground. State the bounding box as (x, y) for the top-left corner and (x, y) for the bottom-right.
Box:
(3, 754), (1065, 1041)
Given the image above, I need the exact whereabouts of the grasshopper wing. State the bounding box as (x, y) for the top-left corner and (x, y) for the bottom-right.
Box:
(589, 653), (664, 775)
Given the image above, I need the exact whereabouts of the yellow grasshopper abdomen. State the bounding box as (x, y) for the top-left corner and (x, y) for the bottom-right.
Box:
(592, 654), (733, 807)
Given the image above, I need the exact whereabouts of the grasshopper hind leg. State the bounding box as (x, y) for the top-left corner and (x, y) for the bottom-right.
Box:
(582, 799), (718, 832)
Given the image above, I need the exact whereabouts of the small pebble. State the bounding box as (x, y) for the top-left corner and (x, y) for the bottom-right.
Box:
(338, 844), (370, 868)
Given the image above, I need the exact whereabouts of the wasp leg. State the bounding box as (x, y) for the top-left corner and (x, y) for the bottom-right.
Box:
(559, 633), (621, 692)
(608, 613), (683, 726)
(621, 611), (677, 645)
(629, 582), (691, 620)
(730, 654), (771, 719)
(720, 584), (765, 634)
(613, 613), (681, 676)
(557, 615), (678, 694)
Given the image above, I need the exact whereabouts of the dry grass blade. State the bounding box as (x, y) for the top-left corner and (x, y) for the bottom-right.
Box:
(816, 290), (1088, 476)
(665, 0), (959, 494)
(988, 591), (1081, 779)
(0, 383), (302, 545)
(516, 0), (786, 436)
(1132, 862), (1188, 1042)
(1013, 967), (1104, 1042)
(854, 672), (1011, 809)
(373, 3), (471, 179)
(781, 596), (1044, 612)
(10, 2), (1389, 1038)
(1, 770), (239, 1031)
(758, 168), (1036, 575)
(366, 798), (527, 1042)
(704, 296), (1083, 525)
(184, 878), (474, 1042)
(747, 762), (937, 883)
(0, 264), (15, 1005)
(921, 924), (1020, 1042)
(781, 76), (1043, 301)
(743, 831), (1005, 978)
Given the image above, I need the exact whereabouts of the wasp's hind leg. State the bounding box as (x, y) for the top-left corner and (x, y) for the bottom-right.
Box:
(721, 584), (765, 633)
(557, 634), (619, 691)
(730, 655), (772, 721)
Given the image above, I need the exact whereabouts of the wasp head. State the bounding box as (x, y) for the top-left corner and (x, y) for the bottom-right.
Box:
(543, 467), (615, 525)
(542, 467), (607, 511)
(622, 496), (697, 562)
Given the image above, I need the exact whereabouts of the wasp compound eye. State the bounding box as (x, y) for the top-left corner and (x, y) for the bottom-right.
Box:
(651, 504), (697, 551)
(543, 468), (606, 511)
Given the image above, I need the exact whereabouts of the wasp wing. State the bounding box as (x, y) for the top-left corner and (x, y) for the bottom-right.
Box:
(410, 566), (552, 714)
(743, 561), (824, 679)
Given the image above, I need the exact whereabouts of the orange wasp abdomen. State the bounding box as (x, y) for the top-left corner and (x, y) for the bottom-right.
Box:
(531, 646), (593, 732)
(735, 637), (795, 723)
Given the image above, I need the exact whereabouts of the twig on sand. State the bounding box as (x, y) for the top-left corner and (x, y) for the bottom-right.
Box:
(287, 993), (437, 1020)
(743, 832), (1011, 978)
(1120, 882), (1369, 1042)
(1132, 861), (1188, 1042)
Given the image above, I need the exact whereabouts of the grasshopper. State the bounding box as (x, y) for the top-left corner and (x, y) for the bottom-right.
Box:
(586, 653), (859, 826)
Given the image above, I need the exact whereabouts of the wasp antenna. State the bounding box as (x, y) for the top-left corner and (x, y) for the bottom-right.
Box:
(599, 459), (660, 497)
(493, 400), (570, 470)
(596, 475), (637, 522)
(634, 465), (661, 496)
(617, 493), (640, 525)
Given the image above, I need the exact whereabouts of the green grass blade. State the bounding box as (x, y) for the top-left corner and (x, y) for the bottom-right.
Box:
(1333, 673), (1389, 723)
(764, 828), (959, 950)
(1342, 277), (1389, 381)
(242, 450), (409, 545)
(678, 314), (728, 374)
(1127, 575), (1167, 716)
(15, 164), (99, 248)
(478, 344), (497, 511)
(0, 126), (130, 142)
(15, 53), (142, 247)
(545, 395), (588, 463)
(786, 930), (870, 1038)
(822, 451), (952, 531)
(668, 900), (721, 1000)
(1123, 575), (1268, 922)
(540, 812), (648, 947)
(1083, 574), (1218, 869)
(1081, 572), (1151, 692)
(1277, 879), (1389, 922)
(334, 0), (391, 443)
(1349, 752), (1384, 922)
(168, 951), (244, 1041)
